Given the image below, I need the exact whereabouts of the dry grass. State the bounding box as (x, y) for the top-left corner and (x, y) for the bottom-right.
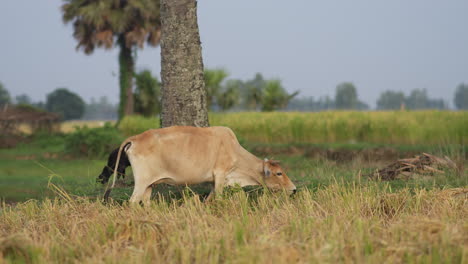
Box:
(1, 184), (467, 263)
(13, 121), (114, 135)
(60, 120), (116, 133)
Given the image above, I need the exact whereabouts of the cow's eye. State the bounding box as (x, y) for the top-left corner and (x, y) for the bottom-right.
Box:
(276, 172), (283, 176)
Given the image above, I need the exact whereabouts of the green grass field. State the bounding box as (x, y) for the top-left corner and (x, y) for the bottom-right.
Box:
(1, 131), (465, 202)
(1, 111), (467, 263)
(3, 150), (464, 203)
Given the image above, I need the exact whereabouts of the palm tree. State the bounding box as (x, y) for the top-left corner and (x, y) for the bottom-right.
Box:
(261, 80), (299, 111)
(0, 82), (11, 107)
(62, 0), (161, 120)
(217, 80), (241, 111)
(134, 69), (161, 117)
(204, 69), (228, 110)
(244, 73), (265, 111)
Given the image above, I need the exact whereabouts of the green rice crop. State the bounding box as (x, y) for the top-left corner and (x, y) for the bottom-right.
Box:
(118, 111), (467, 145)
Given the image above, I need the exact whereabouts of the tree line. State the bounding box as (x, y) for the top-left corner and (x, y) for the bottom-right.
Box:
(287, 83), (468, 111)
(0, 68), (299, 120)
(1, 77), (467, 121)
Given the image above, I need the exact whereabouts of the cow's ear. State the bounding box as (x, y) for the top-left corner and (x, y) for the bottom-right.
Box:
(272, 160), (280, 165)
(263, 159), (271, 177)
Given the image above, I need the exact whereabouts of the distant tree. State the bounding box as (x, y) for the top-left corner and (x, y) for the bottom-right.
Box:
(454, 83), (468, 110)
(32, 102), (46, 111)
(243, 73), (266, 111)
(15, 104), (45, 113)
(405, 89), (429, 110)
(0, 82), (11, 107)
(134, 69), (161, 117)
(217, 80), (241, 111)
(83, 96), (118, 120)
(261, 80), (299, 111)
(427, 98), (447, 109)
(318, 96), (335, 110)
(62, 0), (161, 120)
(377, 91), (405, 110)
(335, 82), (358, 110)
(14, 94), (32, 105)
(204, 69), (228, 110)
(356, 101), (370, 110)
(287, 96), (315, 111)
(46, 88), (85, 120)
(404, 88), (446, 110)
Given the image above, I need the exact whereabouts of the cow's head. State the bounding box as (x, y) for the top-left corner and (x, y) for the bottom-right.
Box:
(262, 158), (296, 194)
(97, 148), (130, 184)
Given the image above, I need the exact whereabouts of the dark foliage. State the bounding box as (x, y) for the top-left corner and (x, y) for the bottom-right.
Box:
(46, 88), (85, 120)
(65, 123), (124, 158)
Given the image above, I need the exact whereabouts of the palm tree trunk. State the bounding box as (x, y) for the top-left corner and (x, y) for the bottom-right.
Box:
(160, 0), (209, 127)
(118, 36), (134, 120)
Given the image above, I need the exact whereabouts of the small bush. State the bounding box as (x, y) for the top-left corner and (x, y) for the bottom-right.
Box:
(15, 103), (45, 113)
(65, 123), (124, 158)
(118, 115), (159, 136)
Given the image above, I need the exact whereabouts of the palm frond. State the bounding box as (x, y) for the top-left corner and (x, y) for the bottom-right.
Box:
(125, 27), (147, 48)
(62, 0), (161, 53)
(95, 30), (114, 49)
(147, 28), (161, 46)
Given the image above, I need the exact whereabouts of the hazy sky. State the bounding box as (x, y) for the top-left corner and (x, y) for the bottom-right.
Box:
(1, 0), (468, 108)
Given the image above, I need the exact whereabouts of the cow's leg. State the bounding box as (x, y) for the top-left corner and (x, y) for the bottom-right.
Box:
(214, 173), (226, 196)
(205, 185), (216, 202)
(205, 171), (227, 201)
(129, 184), (147, 204)
(129, 160), (155, 205)
(209, 143), (236, 201)
(142, 186), (153, 206)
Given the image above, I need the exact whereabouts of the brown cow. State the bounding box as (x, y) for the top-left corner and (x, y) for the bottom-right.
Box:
(105, 126), (296, 204)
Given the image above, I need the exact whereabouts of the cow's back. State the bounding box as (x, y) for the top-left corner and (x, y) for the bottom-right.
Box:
(125, 126), (240, 185)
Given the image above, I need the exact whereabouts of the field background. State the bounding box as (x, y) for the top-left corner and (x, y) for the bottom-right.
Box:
(119, 111), (467, 144)
(1, 111), (467, 263)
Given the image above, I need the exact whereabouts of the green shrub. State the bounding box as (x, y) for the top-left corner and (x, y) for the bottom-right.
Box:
(118, 115), (159, 136)
(65, 123), (124, 158)
(15, 103), (45, 113)
(30, 132), (67, 152)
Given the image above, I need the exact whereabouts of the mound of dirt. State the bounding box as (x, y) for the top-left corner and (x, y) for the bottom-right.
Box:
(368, 153), (459, 180)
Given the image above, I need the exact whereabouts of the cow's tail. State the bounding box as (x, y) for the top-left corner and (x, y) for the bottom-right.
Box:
(104, 139), (132, 202)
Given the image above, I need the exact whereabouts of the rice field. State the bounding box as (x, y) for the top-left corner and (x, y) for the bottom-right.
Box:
(116, 111), (468, 145)
(1, 111), (467, 263)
